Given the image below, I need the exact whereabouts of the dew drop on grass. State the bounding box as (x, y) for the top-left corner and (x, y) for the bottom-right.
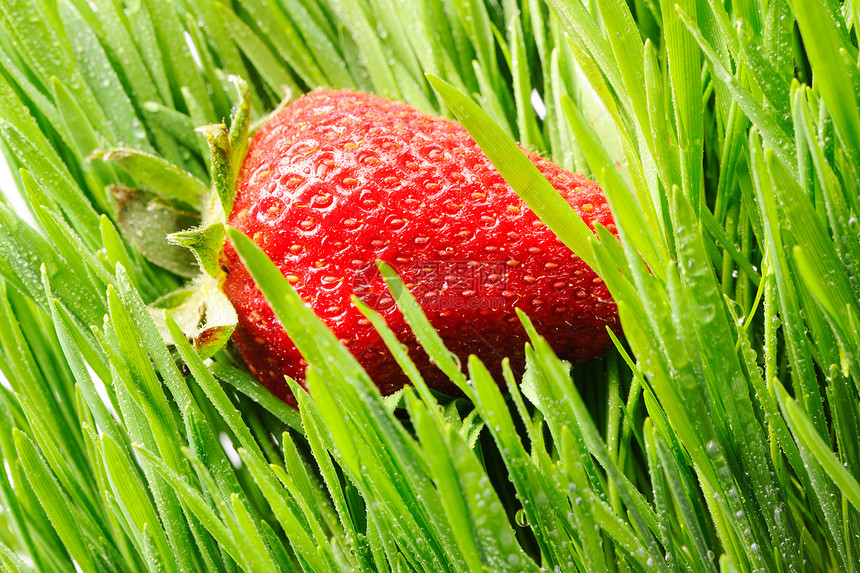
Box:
(515, 508), (528, 527)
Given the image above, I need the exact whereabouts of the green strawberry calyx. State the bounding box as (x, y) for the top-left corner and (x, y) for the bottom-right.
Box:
(95, 76), (266, 359)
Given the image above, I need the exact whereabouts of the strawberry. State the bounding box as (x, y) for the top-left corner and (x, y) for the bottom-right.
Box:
(221, 90), (619, 406)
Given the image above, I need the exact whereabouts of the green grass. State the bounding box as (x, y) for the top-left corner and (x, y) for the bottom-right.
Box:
(0, 0), (858, 571)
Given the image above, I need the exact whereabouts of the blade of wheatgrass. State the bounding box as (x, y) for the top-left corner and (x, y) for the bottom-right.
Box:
(215, 3), (301, 97)
(643, 421), (684, 573)
(642, 39), (680, 209)
(244, 0), (328, 86)
(557, 425), (609, 571)
(794, 87), (860, 299)
(326, 0), (400, 98)
(303, 369), (451, 571)
(429, 76), (610, 275)
(562, 38), (663, 254)
(288, 380), (369, 569)
(0, 122), (101, 247)
(673, 7), (795, 172)
(14, 430), (98, 573)
(774, 381), (854, 569)
(560, 94), (666, 279)
(237, 447), (333, 572)
(31, 202), (114, 298)
(281, 0), (356, 89)
(176, 446), (241, 571)
(749, 135), (827, 436)
(210, 364), (303, 431)
(107, 287), (188, 468)
(142, 0), (215, 121)
(765, 147), (857, 317)
(0, 541), (36, 573)
(0, 283), (86, 458)
(0, 0), (109, 138)
(13, 384), (100, 521)
(0, 400), (47, 571)
(133, 444), (244, 567)
(509, 13), (544, 151)
(141, 102), (204, 154)
(307, 344), (469, 572)
(546, 48), (576, 171)
(450, 0), (501, 92)
(49, 77), (111, 208)
(104, 303), (231, 569)
(165, 312), (266, 463)
(378, 0), (444, 92)
(767, 142), (860, 381)
(58, 0), (151, 151)
(544, 0), (623, 104)
(170, 312), (335, 568)
(0, 73), (66, 170)
(112, 266), (255, 508)
(671, 185), (799, 564)
(277, 434), (326, 531)
(100, 320), (202, 573)
(269, 460), (336, 553)
(661, 0), (704, 209)
(369, 0), (424, 82)
(0, 40), (63, 136)
(184, 18), (232, 122)
(183, 0), (253, 88)
(226, 494), (281, 573)
(120, 0), (172, 105)
(591, 0), (650, 143)
(112, 266), (205, 415)
(464, 356), (566, 566)
(44, 294), (126, 450)
(794, 246), (860, 377)
(654, 428), (718, 571)
(85, 0), (162, 104)
(406, 396), (485, 573)
(77, 395), (148, 573)
(100, 216), (142, 293)
(737, 29), (792, 122)
(518, 312), (669, 570)
(470, 59), (515, 137)
(789, 0), (860, 171)
(352, 296), (446, 428)
(409, 391), (540, 573)
(374, 261), (467, 391)
(13, 288), (81, 399)
(100, 434), (178, 573)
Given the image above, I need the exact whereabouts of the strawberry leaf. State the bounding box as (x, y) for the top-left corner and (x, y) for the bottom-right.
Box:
(111, 186), (200, 278)
(94, 147), (209, 209)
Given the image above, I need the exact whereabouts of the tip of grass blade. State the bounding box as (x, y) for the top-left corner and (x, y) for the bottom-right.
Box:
(376, 260), (468, 393)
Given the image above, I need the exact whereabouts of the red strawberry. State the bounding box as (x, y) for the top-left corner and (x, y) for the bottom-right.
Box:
(222, 90), (619, 406)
